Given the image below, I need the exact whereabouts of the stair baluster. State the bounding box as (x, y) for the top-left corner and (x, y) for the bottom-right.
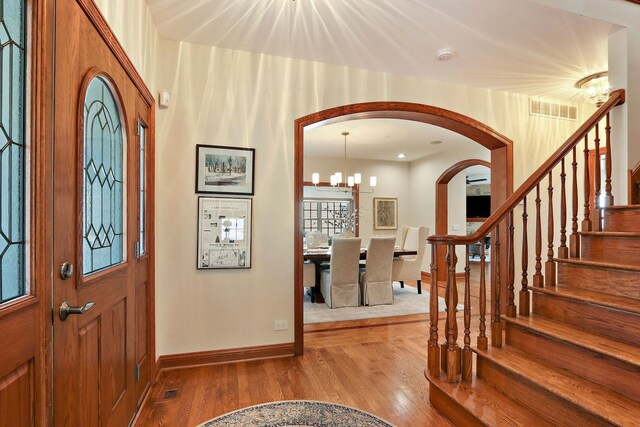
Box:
(594, 123), (601, 208)
(506, 211), (516, 317)
(604, 113), (614, 207)
(559, 158), (568, 258)
(546, 171), (556, 286)
(445, 244), (459, 381)
(492, 224), (502, 348)
(519, 196), (530, 315)
(477, 242), (488, 350)
(533, 184), (543, 287)
(583, 134), (592, 231)
(570, 146), (580, 257)
(463, 246), (472, 381)
(428, 244), (440, 376)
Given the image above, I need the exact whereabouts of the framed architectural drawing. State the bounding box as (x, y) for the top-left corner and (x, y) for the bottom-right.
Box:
(196, 144), (255, 195)
(373, 197), (398, 230)
(197, 197), (252, 269)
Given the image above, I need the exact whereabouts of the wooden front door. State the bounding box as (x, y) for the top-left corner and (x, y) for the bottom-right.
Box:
(52, 0), (154, 425)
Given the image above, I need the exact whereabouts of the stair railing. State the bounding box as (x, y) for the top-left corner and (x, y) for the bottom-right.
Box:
(427, 89), (626, 382)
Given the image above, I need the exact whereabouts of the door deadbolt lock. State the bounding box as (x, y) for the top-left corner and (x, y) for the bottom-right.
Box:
(60, 262), (73, 280)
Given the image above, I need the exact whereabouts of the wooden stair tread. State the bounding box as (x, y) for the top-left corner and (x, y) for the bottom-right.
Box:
(554, 257), (640, 272)
(578, 231), (640, 237)
(475, 346), (640, 425)
(503, 314), (640, 367)
(602, 204), (640, 210)
(532, 287), (640, 314)
(426, 371), (555, 426)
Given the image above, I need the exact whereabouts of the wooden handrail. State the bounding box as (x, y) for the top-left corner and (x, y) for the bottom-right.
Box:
(428, 89), (625, 245)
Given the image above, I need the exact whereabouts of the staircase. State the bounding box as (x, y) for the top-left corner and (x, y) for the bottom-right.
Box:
(425, 90), (640, 426)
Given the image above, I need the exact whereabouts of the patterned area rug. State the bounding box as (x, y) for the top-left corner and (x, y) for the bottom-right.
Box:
(304, 281), (448, 324)
(199, 400), (394, 426)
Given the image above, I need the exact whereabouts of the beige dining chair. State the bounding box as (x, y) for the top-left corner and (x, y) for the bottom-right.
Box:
(392, 226), (429, 294)
(360, 236), (396, 306)
(320, 237), (362, 308)
(303, 261), (316, 302)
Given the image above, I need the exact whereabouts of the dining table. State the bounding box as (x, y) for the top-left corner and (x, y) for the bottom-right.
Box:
(303, 247), (418, 304)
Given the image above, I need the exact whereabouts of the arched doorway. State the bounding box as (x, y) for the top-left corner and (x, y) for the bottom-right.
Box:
(294, 102), (513, 355)
(435, 159), (491, 280)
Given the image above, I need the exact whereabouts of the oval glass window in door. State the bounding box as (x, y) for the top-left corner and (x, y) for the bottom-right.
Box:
(82, 76), (125, 276)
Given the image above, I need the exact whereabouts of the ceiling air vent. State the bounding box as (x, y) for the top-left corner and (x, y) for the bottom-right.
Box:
(530, 99), (577, 121)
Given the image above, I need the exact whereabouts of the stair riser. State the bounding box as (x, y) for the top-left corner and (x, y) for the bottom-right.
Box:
(533, 292), (640, 345)
(427, 380), (484, 427)
(603, 209), (640, 232)
(505, 323), (640, 401)
(476, 355), (611, 427)
(557, 263), (640, 299)
(580, 235), (640, 265)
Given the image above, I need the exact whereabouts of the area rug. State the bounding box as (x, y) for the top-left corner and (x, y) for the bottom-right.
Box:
(304, 282), (451, 324)
(199, 400), (394, 426)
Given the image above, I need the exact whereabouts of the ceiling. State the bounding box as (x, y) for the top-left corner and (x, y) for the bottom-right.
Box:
(147, 0), (622, 162)
(303, 118), (479, 162)
(148, 0), (620, 101)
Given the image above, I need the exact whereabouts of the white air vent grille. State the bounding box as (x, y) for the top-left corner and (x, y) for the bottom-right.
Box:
(530, 99), (577, 121)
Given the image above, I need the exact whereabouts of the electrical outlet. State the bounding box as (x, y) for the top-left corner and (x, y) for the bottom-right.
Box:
(273, 320), (288, 331)
(451, 223), (461, 231)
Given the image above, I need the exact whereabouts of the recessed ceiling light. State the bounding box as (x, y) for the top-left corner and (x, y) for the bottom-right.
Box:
(430, 140), (443, 145)
(397, 153), (406, 159)
(436, 47), (454, 61)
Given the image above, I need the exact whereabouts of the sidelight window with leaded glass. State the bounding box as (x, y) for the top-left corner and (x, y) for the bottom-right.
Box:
(0, 0), (27, 304)
(82, 76), (126, 276)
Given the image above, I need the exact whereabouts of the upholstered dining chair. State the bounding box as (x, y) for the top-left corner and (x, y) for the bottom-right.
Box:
(392, 226), (430, 294)
(360, 236), (396, 306)
(303, 261), (316, 302)
(320, 237), (362, 308)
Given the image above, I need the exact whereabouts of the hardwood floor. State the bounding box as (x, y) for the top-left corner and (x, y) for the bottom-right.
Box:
(134, 263), (489, 426)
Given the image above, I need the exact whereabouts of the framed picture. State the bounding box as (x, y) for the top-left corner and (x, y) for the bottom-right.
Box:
(373, 197), (398, 230)
(196, 144), (255, 195)
(197, 197), (252, 269)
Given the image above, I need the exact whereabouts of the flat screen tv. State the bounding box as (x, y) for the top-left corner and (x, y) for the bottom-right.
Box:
(466, 195), (491, 219)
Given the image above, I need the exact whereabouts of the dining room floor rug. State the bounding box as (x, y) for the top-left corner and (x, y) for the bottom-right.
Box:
(198, 400), (394, 427)
(304, 282), (448, 324)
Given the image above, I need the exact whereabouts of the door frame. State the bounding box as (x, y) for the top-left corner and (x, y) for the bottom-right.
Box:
(294, 102), (513, 355)
(435, 159), (491, 280)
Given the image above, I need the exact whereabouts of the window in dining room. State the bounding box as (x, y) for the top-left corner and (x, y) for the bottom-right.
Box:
(303, 199), (354, 237)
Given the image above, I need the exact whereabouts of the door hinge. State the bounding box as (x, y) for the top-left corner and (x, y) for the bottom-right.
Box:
(134, 363), (140, 382)
(134, 241), (140, 259)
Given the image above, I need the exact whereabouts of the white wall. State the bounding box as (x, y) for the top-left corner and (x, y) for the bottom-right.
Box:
(96, 0), (605, 357)
(304, 156), (411, 245)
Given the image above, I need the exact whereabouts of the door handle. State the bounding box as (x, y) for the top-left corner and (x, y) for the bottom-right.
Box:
(59, 301), (95, 321)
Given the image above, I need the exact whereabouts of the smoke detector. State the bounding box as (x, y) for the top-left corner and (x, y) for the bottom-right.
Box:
(436, 47), (454, 61)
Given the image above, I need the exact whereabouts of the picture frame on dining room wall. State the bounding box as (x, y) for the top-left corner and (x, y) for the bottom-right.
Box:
(195, 144), (255, 195)
(373, 197), (398, 230)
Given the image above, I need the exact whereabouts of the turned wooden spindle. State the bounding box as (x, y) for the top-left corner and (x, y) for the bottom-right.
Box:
(582, 134), (592, 231)
(477, 242), (488, 350)
(570, 146), (580, 258)
(604, 113), (614, 207)
(519, 196), (530, 315)
(506, 210), (516, 317)
(558, 158), (568, 258)
(428, 244), (440, 376)
(444, 244), (460, 381)
(594, 123), (601, 208)
(492, 225), (502, 348)
(462, 246), (472, 381)
(533, 184), (543, 287)
(546, 171), (556, 287)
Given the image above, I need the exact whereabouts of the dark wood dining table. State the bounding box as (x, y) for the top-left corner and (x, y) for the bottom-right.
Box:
(303, 248), (418, 304)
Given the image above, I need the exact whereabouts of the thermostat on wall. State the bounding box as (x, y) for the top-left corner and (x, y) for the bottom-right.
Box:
(159, 90), (171, 108)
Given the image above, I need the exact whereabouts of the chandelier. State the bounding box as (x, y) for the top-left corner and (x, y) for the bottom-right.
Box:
(311, 131), (377, 193)
(575, 71), (609, 107)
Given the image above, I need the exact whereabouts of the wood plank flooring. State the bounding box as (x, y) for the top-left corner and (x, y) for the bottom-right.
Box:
(134, 265), (489, 426)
